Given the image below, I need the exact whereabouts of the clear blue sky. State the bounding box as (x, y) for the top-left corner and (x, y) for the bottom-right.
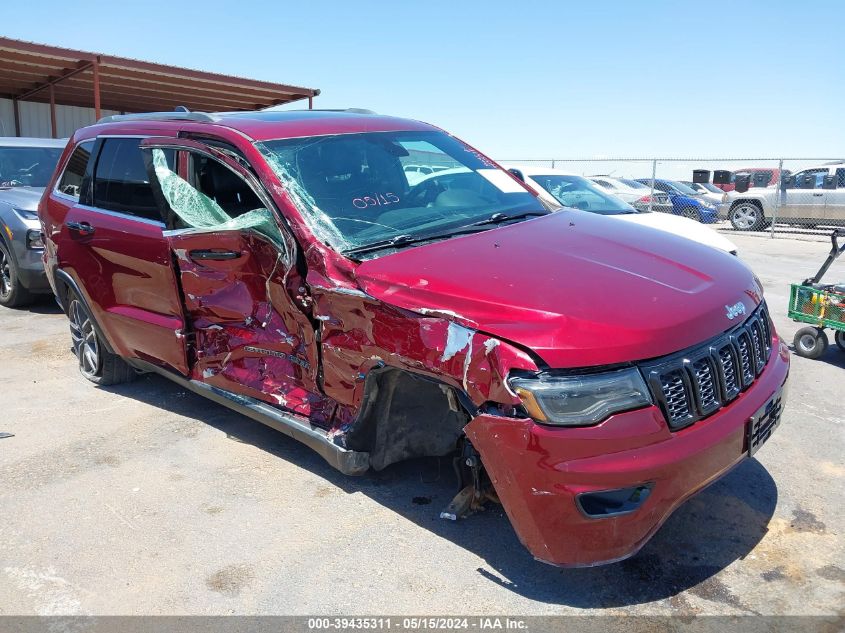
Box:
(4, 0), (843, 159)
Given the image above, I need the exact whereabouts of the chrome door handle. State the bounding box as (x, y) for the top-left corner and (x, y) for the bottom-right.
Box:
(813, 193), (824, 197)
(66, 221), (95, 235)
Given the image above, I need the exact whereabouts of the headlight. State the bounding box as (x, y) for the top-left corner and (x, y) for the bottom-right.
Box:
(12, 208), (39, 221)
(509, 368), (652, 426)
(26, 229), (44, 249)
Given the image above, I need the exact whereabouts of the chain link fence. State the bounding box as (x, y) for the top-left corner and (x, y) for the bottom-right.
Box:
(497, 158), (845, 236)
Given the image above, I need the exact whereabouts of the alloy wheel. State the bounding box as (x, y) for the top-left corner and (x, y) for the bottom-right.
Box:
(682, 207), (699, 221)
(0, 249), (11, 299)
(731, 204), (759, 230)
(69, 299), (100, 377)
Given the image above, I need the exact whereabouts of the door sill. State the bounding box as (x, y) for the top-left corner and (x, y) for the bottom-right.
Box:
(127, 359), (370, 475)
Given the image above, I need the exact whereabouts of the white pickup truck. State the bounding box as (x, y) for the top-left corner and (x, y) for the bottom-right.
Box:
(720, 161), (845, 230)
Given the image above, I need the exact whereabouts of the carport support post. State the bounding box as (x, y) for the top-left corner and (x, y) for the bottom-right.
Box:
(648, 159), (657, 213)
(48, 84), (57, 139)
(92, 59), (101, 121)
(770, 159), (783, 238)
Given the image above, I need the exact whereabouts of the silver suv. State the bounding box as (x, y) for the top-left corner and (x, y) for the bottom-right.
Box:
(721, 161), (845, 230)
(0, 137), (66, 307)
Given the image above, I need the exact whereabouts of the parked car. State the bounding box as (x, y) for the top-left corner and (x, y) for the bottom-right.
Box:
(0, 137), (66, 307)
(403, 163), (452, 185)
(40, 109), (788, 567)
(635, 178), (719, 223)
(714, 168), (787, 193)
(681, 181), (725, 206)
(720, 162), (845, 230)
(506, 166), (737, 253)
(589, 176), (674, 214)
(586, 176), (642, 203)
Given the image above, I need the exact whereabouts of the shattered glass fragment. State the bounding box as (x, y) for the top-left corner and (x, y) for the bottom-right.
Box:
(151, 148), (283, 245)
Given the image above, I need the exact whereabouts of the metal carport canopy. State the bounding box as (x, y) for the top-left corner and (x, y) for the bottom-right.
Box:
(0, 37), (320, 136)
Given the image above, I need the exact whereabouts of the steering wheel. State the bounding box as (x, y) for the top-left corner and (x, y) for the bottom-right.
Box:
(407, 178), (443, 207)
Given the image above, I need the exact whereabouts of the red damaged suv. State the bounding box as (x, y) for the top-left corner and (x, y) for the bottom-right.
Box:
(40, 109), (789, 566)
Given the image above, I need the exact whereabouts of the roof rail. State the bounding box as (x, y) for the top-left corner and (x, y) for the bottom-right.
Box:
(97, 111), (219, 124)
(260, 105), (377, 114)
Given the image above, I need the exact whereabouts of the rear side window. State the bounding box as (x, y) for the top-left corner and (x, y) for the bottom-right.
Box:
(93, 138), (171, 221)
(57, 141), (94, 199)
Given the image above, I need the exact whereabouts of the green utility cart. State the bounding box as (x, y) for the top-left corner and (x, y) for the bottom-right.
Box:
(788, 229), (845, 359)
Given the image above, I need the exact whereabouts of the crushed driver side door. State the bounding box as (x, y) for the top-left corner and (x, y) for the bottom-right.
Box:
(140, 138), (328, 422)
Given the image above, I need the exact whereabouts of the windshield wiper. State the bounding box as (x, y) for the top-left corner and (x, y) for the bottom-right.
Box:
(345, 234), (420, 255)
(344, 210), (551, 257)
(468, 210), (550, 227)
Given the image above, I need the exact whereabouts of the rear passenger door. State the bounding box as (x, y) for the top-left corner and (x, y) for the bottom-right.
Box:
(139, 137), (322, 412)
(782, 168), (828, 221)
(58, 136), (189, 374)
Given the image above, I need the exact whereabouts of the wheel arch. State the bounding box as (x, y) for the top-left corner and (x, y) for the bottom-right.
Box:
(52, 268), (117, 355)
(342, 365), (477, 471)
(730, 198), (767, 217)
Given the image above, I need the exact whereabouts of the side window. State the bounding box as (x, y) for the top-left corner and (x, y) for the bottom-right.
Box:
(93, 138), (172, 221)
(150, 149), (282, 245)
(836, 169), (845, 188)
(188, 154), (263, 219)
(57, 140), (95, 200)
(795, 168), (828, 189)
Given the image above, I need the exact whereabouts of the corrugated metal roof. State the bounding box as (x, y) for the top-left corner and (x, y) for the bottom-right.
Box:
(0, 37), (319, 114)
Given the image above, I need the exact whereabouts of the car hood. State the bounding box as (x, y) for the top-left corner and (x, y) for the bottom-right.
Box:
(354, 210), (763, 368)
(615, 212), (737, 253)
(0, 186), (45, 210)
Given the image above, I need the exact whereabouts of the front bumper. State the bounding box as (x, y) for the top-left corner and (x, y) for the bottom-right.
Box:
(465, 338), (790, 567)
(15, 246), (50, 291)
(2, 216), (50, 292)
(717, 202), (732, 220)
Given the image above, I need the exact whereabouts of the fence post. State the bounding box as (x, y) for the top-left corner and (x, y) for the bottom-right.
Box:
(551, 160), (556, 169)
(648, 159), (657, 213)
(770, 159), (783, 238)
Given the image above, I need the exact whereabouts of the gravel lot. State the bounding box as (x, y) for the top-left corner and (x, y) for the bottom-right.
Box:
(0, 232), (842, 616)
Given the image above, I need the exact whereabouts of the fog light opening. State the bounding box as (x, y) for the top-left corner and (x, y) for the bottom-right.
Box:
(576, 483), (654, 518)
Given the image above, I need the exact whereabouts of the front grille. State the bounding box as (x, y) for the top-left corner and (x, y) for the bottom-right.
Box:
(641, 302), (773, 430)
(736, 333), (754, 385)
(693, 358), (718, 412)
(660, 370), (691, 423)
(718, 345), (739, 398)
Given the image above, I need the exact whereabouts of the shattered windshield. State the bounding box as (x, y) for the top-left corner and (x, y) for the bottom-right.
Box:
(0, 146), (63, 187)
(256, 131), (542, 252)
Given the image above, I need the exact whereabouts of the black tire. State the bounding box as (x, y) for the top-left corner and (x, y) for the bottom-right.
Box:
(66, 289), (136, 385)
(729, 202), (764, 231)
(835, 330), (845, 352)
(793, 327), (829, 359)
(0, 241), (34, 308)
